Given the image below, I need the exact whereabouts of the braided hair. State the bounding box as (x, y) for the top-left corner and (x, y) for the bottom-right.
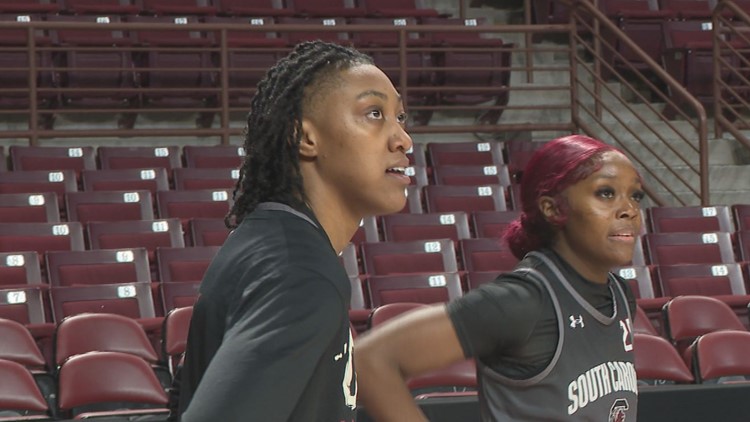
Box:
(226, 41), (373, 228)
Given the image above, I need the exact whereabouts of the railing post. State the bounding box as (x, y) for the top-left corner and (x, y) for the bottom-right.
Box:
(219, 28), (230, 146)
(27, 26), (38, 146)
(569, 6), (580, 130)
(399, 28), (408, 107)
(713, 6), (723, 139)
(524, 0), (534, 83)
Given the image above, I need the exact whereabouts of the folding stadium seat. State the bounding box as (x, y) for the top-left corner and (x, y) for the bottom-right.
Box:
(407, 143), (428, 168)
(98, 145), (182, 173)
(0, 359), (52, 421)
(360, 239), (458, 276)
(173, 167), (238, 190)
(737, 230), (750, 262)
(633, 304), (659, 336)
(155, 246), (219, 283)
(0, 222), (85, 257)
(662, 295), (747, 355)
(427, 141), (505, 168)
(348, 275), (369, 333)
(54, 313), (160, 369)
(86, 219), (185, 266)
(632, 333), (694, 386)
(0, 1), (59, 14)
(203, 16), (287, 107)
(656, 263), (748, 302)
(611, 265), (666, 324)
(733, 204), (750, 231)
(60, 0), (140, 15)
(140, 0), (218, 16)
(423, 185), (508, 214)
(126, 16), (215, 112)
(293, 0), (367, 18)
(597, 0), (673, 75)
(0, 252), (43, 289)
(366, 272), (463, 307)
(470, 210), (520, 239)
(214, 0), (295, 17)
(401, 185), (425, 214)
(156, 190), (233, 234)
(187, 217), (232, 247)
(0, 318), (47, 372)
(647, 205), (735, 233)
(368, 302), (477, 394)
(363, 0), (441, 19)
(0, 287), (48, 326)
(0, 14), (55, 113)
(421, 17), (512, 123)
(403, 165), (430, 187)
(432, 164), (511, 187)
(161, 281), (200, 313)
(9, 146), (96, 179)
(50, 283), (157, 323)
(340, 243), (360, 278)
(643, 231), (736, 266)
(660, 0), (712, 19)
(276, 17), (350, 45)
(45, 248), (151, 288)
(81, 168), (170, 195)
(64, 190), (154, 224)
(464, 271), (499, 290)
(56, 351), (169, 419)
(459, 238), (518, 273)
(687, 330), (750, 384)
(349, 216), (380, 246)
(379, 212), (471, 243)
(0, 193), (59, 223)
(162, 306), (193, 375)
(0, 319), (56, 413)
(47, 15), (138, 110)
(182, 144), (246, 169)
(0, 170), (78, 210)
(661, 19), (739, 114)
(532, 0), (572, 24)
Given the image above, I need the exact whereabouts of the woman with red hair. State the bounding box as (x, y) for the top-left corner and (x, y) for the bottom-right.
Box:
(356, 135), (643, 421)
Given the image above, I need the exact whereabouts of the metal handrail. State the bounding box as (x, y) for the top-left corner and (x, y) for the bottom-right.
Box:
(714, 0), (750, 152)
(567, 0), (709, 206)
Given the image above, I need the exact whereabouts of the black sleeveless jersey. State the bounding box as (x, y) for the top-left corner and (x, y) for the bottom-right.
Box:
(447, 249), (637, 421)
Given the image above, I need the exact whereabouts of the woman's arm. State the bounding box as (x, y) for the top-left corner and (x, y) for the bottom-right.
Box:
(354, 304), (467, 422)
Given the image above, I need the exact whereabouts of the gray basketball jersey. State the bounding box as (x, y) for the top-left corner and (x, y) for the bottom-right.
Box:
(478, 252), (637, 421)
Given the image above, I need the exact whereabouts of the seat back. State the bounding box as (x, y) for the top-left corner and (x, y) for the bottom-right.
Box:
(155, 246), (219, 282)
(0, 318), (46, 369)
(459, 237), (518, 273)
(0, 192), (59, 223)
(55, 313), (159, 366)
(0, 359), (50, 414)
(691, 330), (750, 383)
(380, 212), (471, 243)
(663, 295), (746, 350)
(50, 284), (156, 323)
(65, 190), (154, 224)
(423, 184), (507, 213)
(57, 351), (168, 416)
(81, 168), (170, 195)
(360, 239), (457, 276)
(366, 272), (462, 307)
(643, 232), (736, 266)
(45, 248), (151, 287)
(632, 333), (694, 385)
(0, 252), (43, 289)
(0, 222), (85, 256)
(647, 205), (734, 233)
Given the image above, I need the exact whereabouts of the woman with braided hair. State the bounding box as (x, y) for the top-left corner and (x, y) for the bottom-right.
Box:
(356, 135), (642, 421)
(174, 40), (412, 421)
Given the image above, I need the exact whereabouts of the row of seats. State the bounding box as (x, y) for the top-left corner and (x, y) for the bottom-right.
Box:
(0, 13), (512, 126)
(634, 295), (750, 385)
(0, 0), (444, 19)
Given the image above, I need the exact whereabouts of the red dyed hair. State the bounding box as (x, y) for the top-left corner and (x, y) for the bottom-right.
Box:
(503, 135), (624, 259)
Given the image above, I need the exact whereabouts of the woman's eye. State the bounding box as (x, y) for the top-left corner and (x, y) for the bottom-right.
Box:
(596, 188), (615, 199)
(397, 112), (408, 124)
(367, 109), (383, 119)
(632, 190), (645, 203)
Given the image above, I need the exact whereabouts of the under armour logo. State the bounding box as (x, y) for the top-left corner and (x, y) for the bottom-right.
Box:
(569, 315), (585, 328)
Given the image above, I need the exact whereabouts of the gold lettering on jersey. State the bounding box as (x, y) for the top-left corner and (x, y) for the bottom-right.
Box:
(567, 361), (637, 415)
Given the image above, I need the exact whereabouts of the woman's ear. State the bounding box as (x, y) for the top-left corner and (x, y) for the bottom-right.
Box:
(299, 118), (318, 159)
(538, 195), (560, 222)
